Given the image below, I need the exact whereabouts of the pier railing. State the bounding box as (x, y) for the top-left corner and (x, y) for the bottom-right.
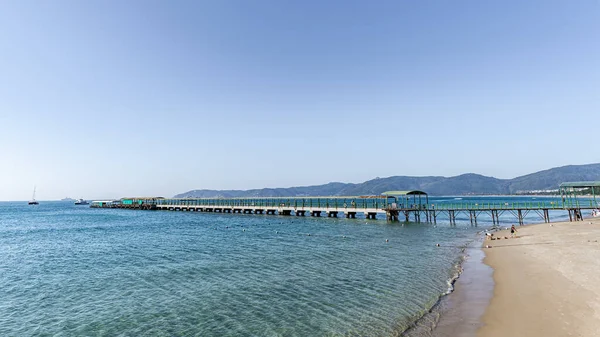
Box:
(91, 196), (597, 224)
(92, 197), (597, 211)
(427, 200), (598, 210)
(428, 200), (597, 210)
(155, 197), (390, 210)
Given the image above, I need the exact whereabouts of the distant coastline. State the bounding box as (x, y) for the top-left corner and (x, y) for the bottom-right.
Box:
(174, 163), (600, 198)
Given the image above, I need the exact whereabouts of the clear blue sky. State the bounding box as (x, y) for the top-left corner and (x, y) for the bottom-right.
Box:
(0, 0), (598, 200)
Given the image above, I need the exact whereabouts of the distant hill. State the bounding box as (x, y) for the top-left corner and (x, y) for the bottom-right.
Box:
(174, 163), (600, 198)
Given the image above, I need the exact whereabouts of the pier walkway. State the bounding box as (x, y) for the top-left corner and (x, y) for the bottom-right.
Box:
(91, 191), (599, 224)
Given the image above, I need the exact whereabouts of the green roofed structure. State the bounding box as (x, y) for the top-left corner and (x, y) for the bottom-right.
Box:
(381, 190), (429, 209)
(559, 181), (600, 206)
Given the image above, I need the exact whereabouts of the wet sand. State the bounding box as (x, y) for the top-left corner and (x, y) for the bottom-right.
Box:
(433, 244), (493, 337)
(478, 217), (600, 337)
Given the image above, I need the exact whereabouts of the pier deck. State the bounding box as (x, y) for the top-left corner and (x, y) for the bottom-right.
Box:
(91, 195), (599, 224)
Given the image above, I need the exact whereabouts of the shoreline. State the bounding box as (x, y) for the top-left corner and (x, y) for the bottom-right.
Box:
(431, 241), (493, 337)
(477, 217), (600, 336)
(401, 245), (469, 337)
(402, 234), (492, 337)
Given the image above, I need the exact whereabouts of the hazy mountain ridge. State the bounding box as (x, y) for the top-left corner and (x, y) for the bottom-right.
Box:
(175, 163), (600, 198)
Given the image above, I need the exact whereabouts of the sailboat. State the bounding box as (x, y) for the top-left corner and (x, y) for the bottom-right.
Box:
(28, 186), (39, 205)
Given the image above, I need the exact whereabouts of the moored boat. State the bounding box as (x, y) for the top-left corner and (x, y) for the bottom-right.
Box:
(74, 199), (89, 205)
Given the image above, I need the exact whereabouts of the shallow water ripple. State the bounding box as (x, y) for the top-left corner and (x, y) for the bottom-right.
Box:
(0, 202), (481, 336)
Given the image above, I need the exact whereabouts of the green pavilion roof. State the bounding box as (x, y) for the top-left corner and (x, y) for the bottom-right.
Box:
(559, 182), (600, 188)
(381, 190), (428, 196)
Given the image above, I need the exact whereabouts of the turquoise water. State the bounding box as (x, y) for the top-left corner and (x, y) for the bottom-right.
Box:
(0, 197), (576, 336)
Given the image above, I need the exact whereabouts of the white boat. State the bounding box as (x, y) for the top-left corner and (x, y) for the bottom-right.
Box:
(28, 186), (39, 205)
(74, 199), (89, 205)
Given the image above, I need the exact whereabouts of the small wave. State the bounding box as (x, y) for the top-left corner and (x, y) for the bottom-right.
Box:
(453, 198), (463, 200)
(400, 243), (472, 337)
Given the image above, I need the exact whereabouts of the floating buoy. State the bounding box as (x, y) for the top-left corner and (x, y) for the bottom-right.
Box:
(276, 231), (279, 234)
(343, 236), (346, 238)
(308, 233), (311, 236)
(436, 243), (440, 247)
(385, 239), (389, 242)
(243, 229), (246, 232)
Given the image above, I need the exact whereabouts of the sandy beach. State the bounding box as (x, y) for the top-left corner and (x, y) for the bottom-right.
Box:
(477, 216), (600, 337)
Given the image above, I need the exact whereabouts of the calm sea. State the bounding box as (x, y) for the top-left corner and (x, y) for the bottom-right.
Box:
(0, 197), (574, 336)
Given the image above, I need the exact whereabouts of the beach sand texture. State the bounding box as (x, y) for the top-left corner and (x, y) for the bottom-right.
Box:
(478, 217), (600, 337)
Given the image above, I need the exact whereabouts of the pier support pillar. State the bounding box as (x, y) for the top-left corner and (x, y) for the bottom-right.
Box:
(327, 211), (338, 218)
(296, 210), (306, 216)
(574, 209), (583, 221)
(517, 209), (524, 225)
(345, 212), (356, 219)
(311, 211), (321, 217)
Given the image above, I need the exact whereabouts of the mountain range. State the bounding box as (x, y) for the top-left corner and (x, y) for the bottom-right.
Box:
(174, 163), (600, 198)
